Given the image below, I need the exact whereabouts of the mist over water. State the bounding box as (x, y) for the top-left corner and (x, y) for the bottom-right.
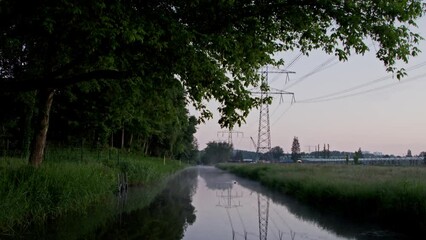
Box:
(16, 166), (410, 240)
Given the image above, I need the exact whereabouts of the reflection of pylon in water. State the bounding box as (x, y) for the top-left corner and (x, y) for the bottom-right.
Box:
(216, 182), (243, 240)
(216, 182), (243, 208)
(258, 193), (270, 240)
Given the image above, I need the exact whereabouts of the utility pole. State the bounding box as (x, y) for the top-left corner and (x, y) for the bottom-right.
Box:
(251, 66), (295, 157)
(217, 129), (243, 146)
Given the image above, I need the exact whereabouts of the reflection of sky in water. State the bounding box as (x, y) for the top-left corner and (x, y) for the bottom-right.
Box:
(183, 167), (352, 240)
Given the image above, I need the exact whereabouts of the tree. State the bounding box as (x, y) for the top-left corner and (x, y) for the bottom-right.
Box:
(269, 146), (284, 162)
(200, 141), (233, 165)
(407, 149), (412, 157)
(1, 0), (424, 166)
(357, 148), (364, 159)
(353, 152), (359, 165)
(354, 148), (363, 164)
(233, 150), (244, 162)
(291, 137), (301, 162)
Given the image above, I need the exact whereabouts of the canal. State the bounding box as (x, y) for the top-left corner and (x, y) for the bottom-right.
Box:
(20, 166), (409, 239)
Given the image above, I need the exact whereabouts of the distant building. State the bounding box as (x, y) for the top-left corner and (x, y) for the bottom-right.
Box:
(373, 152), (383, 156)
(242, 158), (254, 163)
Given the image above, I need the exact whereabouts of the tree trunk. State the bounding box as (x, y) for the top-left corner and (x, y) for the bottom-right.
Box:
(111, 133), (114, 148)
(143, 137), (149, 156)
(128, 133), (133, 149)
(121, 127), (125, 149)
(29, 89), (55, 167)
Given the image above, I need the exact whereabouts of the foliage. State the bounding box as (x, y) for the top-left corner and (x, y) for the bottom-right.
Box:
(1, 0), (424, 127)
(200, 141), (233, 165)
(353, 148), (363, 164)
(97, 169), (197, 240)
(0, 78), (199, 161)
(0, 91), (36, 157)
(0, 150), (185, 233)
(0, 0), (424, 165)
(291, 137), (301, 162)
(219, 163), (426, 234)
(407, 149), (412, 157)
(269, 146), (284, 162)
(353, 155), (359, 164)
(233, 150), (244, 162)
(356, 147), (364, 158)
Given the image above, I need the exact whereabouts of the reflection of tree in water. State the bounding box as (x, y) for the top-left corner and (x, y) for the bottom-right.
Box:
(97, 169), (198, 240)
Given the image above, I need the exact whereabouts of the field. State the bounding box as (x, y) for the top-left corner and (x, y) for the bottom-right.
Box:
(218, 163), (426, 233)
(0, 148), (185, 233)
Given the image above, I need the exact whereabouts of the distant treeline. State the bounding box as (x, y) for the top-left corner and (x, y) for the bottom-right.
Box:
(228, 149), (424, 163)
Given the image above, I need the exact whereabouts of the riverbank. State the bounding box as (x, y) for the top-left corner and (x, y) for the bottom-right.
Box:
(218, 163), (426, 234)
(0, 149), (185, 233)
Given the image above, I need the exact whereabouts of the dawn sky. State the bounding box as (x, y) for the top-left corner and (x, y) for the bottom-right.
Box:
(191, 15), (426, 156)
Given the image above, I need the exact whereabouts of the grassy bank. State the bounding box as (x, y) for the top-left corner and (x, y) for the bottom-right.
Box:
(0, 150), (185, 233)
(218, 163), (426, 233)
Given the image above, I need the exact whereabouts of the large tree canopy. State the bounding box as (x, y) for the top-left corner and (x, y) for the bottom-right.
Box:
(0, 0), (424, 166)
(1, 0), (424, 125)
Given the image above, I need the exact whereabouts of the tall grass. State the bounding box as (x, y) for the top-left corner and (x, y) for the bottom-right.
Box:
(218, 163), (426, 233)
(0, 149), (185, 233)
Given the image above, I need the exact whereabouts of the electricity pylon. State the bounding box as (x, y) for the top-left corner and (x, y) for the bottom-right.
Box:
(217, 129), (244, 146)
(251, 66), (295, 156)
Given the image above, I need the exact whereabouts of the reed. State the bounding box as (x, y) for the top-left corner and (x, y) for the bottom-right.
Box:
(218, 163), (426, 233)
(0, 150), (184, 233)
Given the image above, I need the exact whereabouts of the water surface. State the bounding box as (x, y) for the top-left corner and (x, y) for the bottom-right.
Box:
(15, 166), (410, 239)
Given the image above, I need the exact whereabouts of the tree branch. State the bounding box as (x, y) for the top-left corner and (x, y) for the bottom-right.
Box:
(0, 70), (133, 92)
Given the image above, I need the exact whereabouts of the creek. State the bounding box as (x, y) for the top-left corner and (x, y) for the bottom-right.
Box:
(16, 166), (410, 239)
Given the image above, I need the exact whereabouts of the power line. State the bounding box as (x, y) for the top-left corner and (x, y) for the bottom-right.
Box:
(270, 206), (292, 231)
(270, 102), (284, 118)
(298, 72), (426, 103)
(271, 104), (294, 127)
(252, 66), (295, 155)
(283, 43), (376, 91)
(283, 56), (338, 90)
(268, 55), (338, 126)
(298, 60), (426, 103)
(284, 53), (303, 71)
(269, 65), (426, 126)
(235, 207), (247, 238)
(224, 208), (236, 239)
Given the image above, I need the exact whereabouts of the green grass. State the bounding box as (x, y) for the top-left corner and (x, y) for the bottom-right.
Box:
(218, 163), (426, 233)
(0, 149), (185, 233)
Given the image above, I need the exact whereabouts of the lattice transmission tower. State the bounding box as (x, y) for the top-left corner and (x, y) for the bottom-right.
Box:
(217, 129), (244, 146)
(252, 67), (295, 156)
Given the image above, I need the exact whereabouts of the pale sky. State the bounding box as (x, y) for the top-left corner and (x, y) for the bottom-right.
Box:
(191, 15), (426, 156)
